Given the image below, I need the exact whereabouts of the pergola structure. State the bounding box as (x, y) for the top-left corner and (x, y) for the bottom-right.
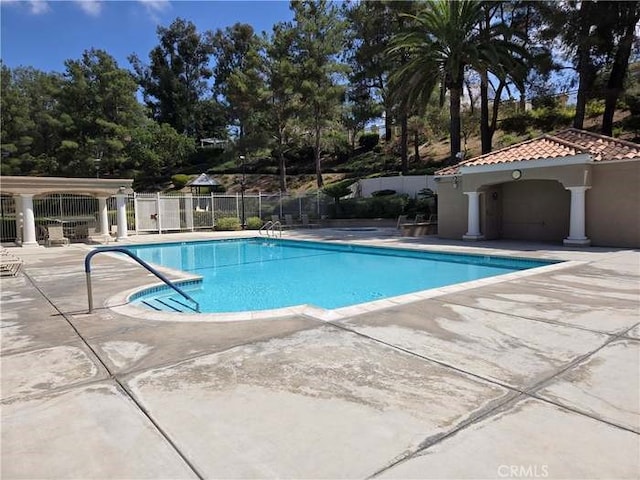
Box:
(0, 176), (134, 247)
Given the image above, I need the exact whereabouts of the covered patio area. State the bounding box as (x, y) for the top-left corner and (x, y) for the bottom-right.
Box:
(0, 176), (134, 247)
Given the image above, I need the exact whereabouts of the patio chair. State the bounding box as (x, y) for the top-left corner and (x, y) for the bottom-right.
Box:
(271, 214), (281, 223)
(284, 214), (302, 229)
(301, 214), (319, 228)
(46, 225), (69, 247)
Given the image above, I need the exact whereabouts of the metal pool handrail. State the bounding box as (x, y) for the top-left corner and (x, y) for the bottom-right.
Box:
(84, 247), (200, 313)
(258, 221), (282, 237)
(259, 220), (274, 236)
(270, 221), (282, 237)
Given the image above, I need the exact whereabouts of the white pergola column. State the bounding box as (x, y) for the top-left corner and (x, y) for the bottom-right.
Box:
(463, 191), (484, 241)
(564, 186), (591, 246)
(97, 196), (110, 236)
(19, 194), (39, 247)
(13, 195), (22, 245)
(115, 194), (128, 241)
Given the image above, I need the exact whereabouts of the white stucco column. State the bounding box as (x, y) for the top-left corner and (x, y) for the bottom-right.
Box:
(564, 186), (591, 246)
(463, 191), (484, 241)
(115, 194), (128, 240)
(97, 196), (109, 236)
(19, 194), (39, 247)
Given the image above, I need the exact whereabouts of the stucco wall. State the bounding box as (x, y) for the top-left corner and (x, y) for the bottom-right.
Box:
(587, 161), (640, 248)
(501, 180), (570, 242)
(436, 180), (468, 239)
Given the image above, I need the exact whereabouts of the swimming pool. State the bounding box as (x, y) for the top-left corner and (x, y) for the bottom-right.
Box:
(122, 238), (555, 314)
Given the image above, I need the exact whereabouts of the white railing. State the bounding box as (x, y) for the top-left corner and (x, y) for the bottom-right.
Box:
(1, 191), (331, 242)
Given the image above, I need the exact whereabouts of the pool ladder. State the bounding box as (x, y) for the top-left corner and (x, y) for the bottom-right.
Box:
(84, 247), (200, 314)
(259, 220), (282, 238)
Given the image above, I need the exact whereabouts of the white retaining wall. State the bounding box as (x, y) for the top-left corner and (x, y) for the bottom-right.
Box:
(357, 176), (438, 198)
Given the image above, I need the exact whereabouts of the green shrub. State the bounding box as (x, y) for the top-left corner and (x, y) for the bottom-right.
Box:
(323, 179), (355, 201)
(622, 115), (640, 135)
(245, 217), (263, 230)
(371, 189), (396, 197)
(585, 99), (605, 118)
(499, 134), (519, 147)
(215, 217), (241, 231)
(531, 107), (574, 129)
(358, 133), (380, 151)
(623, 87), (640, 115)
(171, 174), (190, 190)
(329, 195), (407, 219)
(193, 210), (214, 227)
(500, 113), (532, 134)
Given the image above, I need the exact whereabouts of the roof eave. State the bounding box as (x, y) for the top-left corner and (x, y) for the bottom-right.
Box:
(459, 153), (592, 175)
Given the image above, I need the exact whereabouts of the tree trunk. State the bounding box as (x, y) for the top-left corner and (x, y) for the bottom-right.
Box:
(278, 147), (287, 192)
(573, 1), (595, 130)
(413, 131), (420, 165)
(602, 4), (640, 136)
(574, 62), (595, 130)
(480, 69), (491, 154)
(519, 86), (526, 113)
(450, 85), (462, 162)
(490, 82), (505, 146)
(400, 112), (408, 174)
(384, 106), (393, 142)
(314, 114), (323, 188)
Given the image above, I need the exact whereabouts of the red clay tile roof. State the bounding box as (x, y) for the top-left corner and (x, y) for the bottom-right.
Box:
(436, 128), (640, 175)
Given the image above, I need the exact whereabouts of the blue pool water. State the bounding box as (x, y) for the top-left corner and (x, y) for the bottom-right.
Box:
(123, 238), (553, 313)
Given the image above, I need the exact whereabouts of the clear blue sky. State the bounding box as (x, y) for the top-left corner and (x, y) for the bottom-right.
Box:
(1, 0), (294, 73)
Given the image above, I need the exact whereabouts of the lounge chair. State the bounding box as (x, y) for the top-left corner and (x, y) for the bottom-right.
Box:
(396, 215), (408, 229)
(414, 214), (425, 223)
(46, 225), (70, 246)
(1, 249), (24, 276)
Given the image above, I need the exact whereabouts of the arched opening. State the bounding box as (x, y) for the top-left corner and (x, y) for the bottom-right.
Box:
(481, 180), (571, 242)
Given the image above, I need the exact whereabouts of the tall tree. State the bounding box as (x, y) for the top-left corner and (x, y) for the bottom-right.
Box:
(389, 0), (475, 163)
(477, 2), (528, 154)
(544, 1), (619, 129)
(210, 23), (268, 154)
(601, 1), (640, 135)
(341, 80), (382, 151)
(129, 18), (216, 137)
(58, 49), (144, 176)
(290, 0), (347, 188)
(265, 22), (302, 192)
(390, 0), (527, 161)
(125, 119), (195, 189)
(345, 1), (408, 142)
(0, 65), (63, 175)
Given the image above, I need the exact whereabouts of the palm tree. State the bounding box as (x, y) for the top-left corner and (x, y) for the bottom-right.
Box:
(389, 0), (526, 162)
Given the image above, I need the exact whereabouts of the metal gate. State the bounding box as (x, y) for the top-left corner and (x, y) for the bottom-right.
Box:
(136, 195), (159, 232)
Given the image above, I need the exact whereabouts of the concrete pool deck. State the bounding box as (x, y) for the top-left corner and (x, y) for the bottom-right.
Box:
(1, 230), (638, 479)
